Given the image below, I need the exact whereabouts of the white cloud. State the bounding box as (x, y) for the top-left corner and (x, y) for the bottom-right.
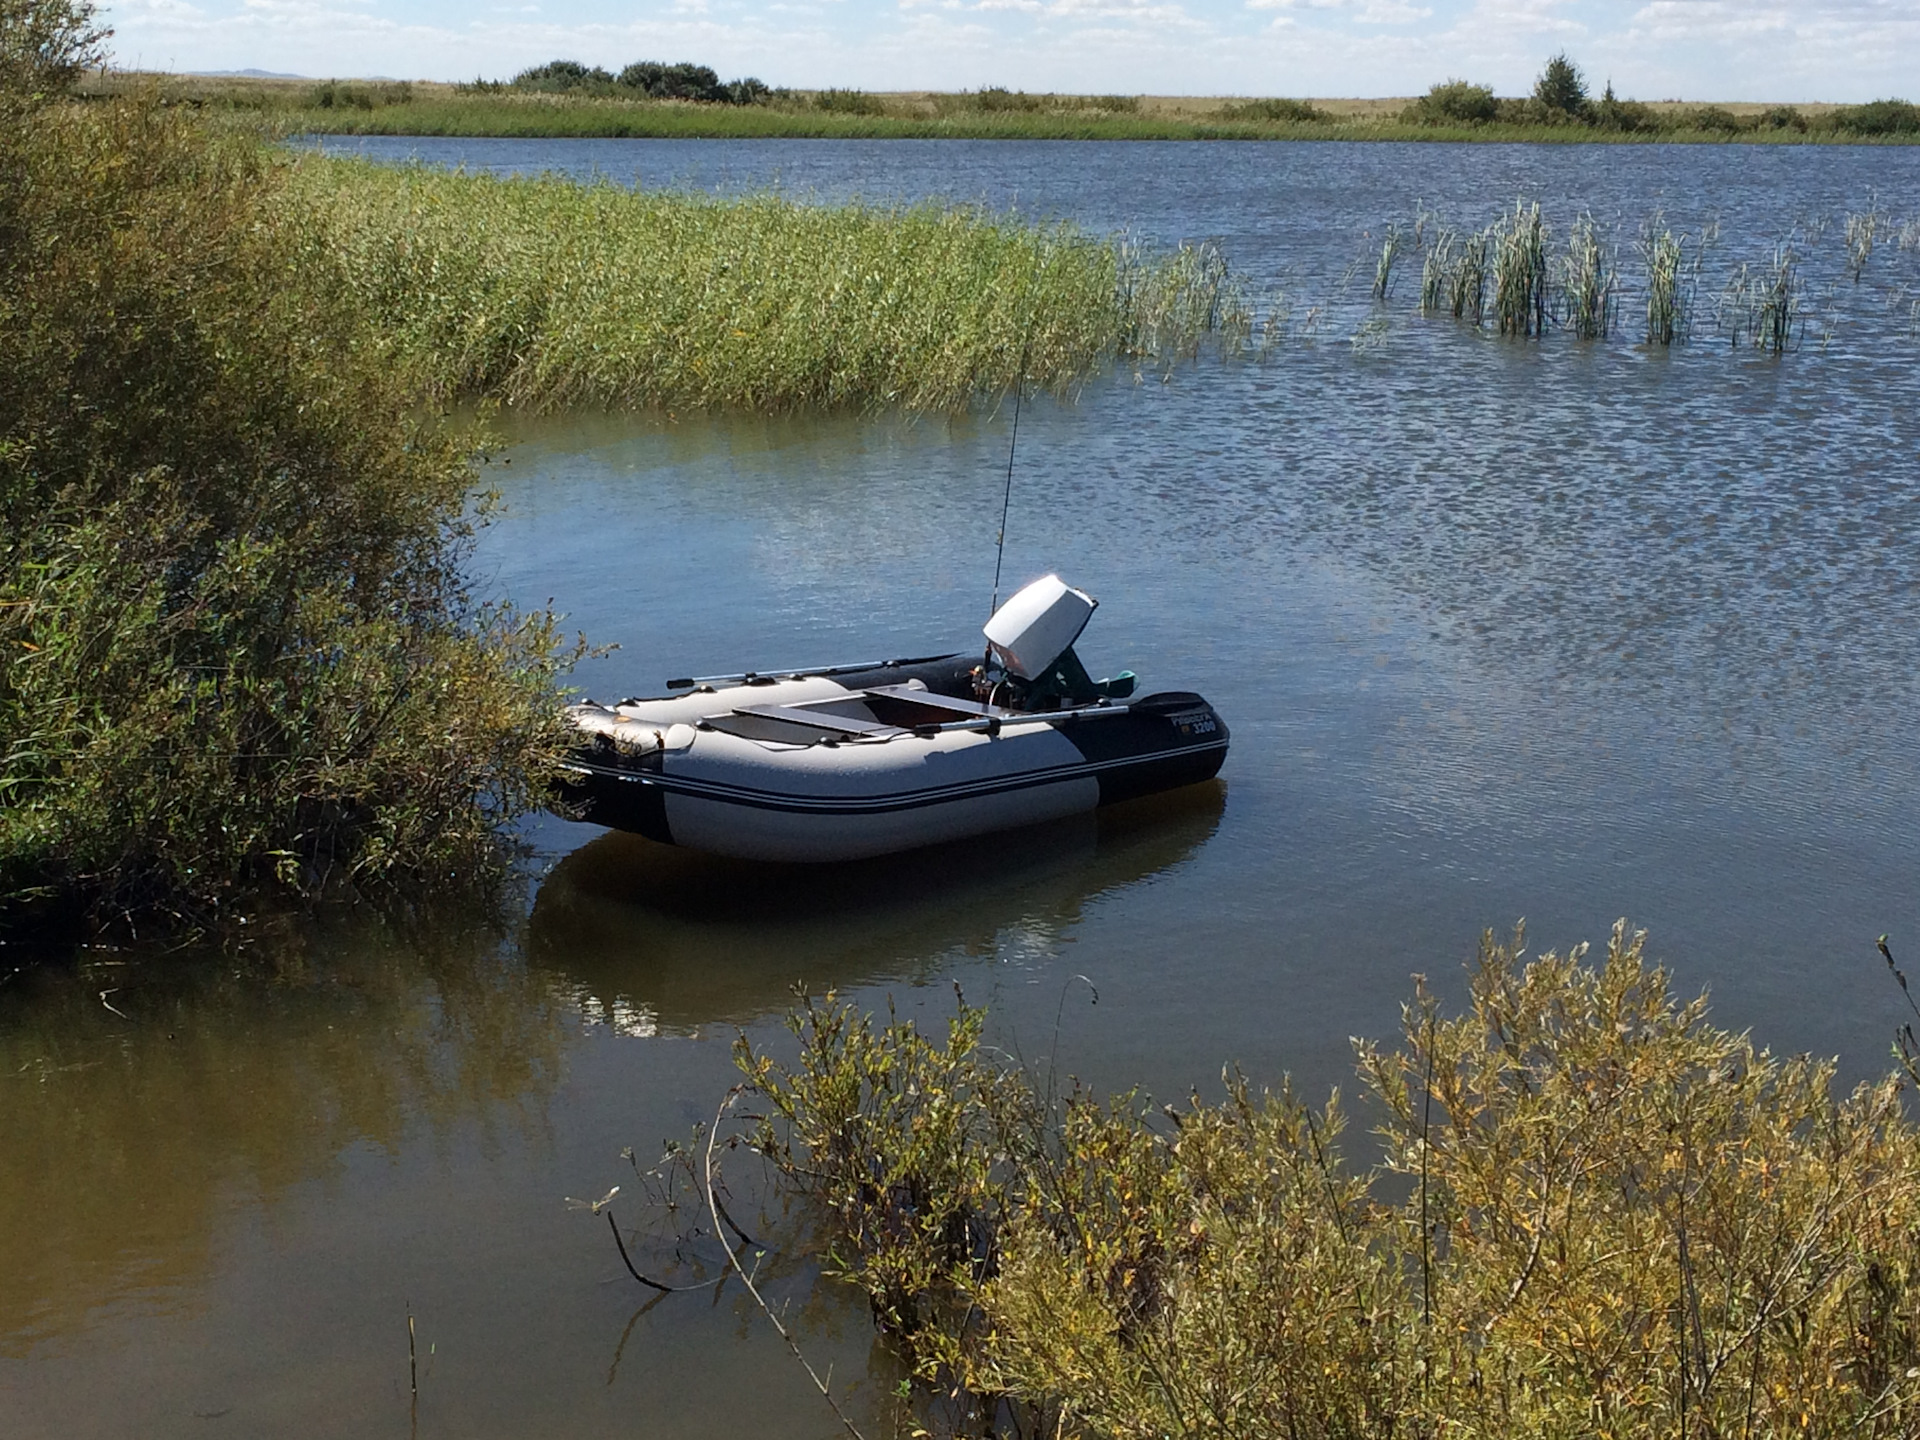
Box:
(100, 0), (1920, 98)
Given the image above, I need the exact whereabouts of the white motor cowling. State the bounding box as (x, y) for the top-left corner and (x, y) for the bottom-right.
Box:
(984, 575), (1096, 679)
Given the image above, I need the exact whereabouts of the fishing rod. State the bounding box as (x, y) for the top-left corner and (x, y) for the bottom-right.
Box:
(986, 330), (1032, 628)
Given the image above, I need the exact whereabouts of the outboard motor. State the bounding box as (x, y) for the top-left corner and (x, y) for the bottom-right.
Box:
(981, 575), (1135, 710)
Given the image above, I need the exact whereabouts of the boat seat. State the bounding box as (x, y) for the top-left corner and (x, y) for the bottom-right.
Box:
(860, 684), (1018, 719)
(731, 703), (902, 737)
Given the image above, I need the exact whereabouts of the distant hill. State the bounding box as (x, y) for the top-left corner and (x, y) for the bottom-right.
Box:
(192, 69), (308, 79)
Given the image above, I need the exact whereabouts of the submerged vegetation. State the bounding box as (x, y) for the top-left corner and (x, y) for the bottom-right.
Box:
(686, 925), (1920, 1438)
(1, 6), (571, 934)
(291, 159), (1247, 412)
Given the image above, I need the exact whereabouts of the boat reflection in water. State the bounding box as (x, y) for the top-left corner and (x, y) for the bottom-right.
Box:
(526, 781), (1226, 1033)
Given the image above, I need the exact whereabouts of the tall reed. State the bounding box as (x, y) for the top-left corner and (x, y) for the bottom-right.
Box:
(1640, 222), (1692, 345)
(1845, 208), (1880, 282)
(1558, 212), (1616, 339)
(1419, 227), (1455, 312)
(1722, 246), (1803, 354)
(1492, 200), (1550, 336)
(1372, 222), (1406, 301)
(293, 159), (1243, 412)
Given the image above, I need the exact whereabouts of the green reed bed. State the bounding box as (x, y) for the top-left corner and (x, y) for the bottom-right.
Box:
(1372, 200), (1914, 357)
(292, 158), (1245, 412)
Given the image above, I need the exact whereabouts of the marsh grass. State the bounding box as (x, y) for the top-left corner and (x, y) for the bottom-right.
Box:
(1721, 247), (1804, 355)
(723, 923), (1920, 1438)
(1558, 212), (1617, 339)
(1640, 221), (1697, 345)
(1491, 200), (1550, 336)
(1846, 207), (1884, 282)
(293, 159), (1246, 412)
(1372, 222), (1407, 301)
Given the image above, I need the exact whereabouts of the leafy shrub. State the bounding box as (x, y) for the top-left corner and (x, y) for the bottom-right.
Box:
(1759, 103), (1807, 131)
(0, 0), (107, 96)
(512, 59), (615, 92)
(1401, 78), (1497, 125)
(0, 98), (570, 931)
(812, 87), (886, 115)
(968, 86), (1043, 112)
(1216, 96), (1329, 124)
(1592, 81), (1657, 132)
(1533, 51), (1590, 119)
(731, 925), (1920, 1437)
(305, 79), (413, 111)
(1833, 98), (1920, 135)
(1680, 103), (1745, 133)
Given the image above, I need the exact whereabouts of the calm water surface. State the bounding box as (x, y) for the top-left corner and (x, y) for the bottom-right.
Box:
(7, 138), (1920, 1437)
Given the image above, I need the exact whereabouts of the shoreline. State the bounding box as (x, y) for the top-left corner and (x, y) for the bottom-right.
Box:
(86, 74), (1918, 145)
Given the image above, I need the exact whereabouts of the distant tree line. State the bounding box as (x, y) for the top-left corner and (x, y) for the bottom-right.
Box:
(1404, 53), (1920, 136)
(486, 59), (771, 105)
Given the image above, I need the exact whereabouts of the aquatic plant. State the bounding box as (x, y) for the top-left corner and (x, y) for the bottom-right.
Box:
(1722, 247), (1804, 355)
(1372, 221), (1406, 301)
(1492, 200), (1550, 336)
(718, 923), (1920, 1439)
(1846, 207), (1882, 281)
(297, 159), (1244, 413)
(1640, 220), (1695, 345)
(1, 90), (570, 932)
(1559, 212), (1617, 338)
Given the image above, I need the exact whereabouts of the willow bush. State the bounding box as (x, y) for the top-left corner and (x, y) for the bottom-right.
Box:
(732, 925), (1920, 1438)
(0, 92), (571, 932)
(289, 158), (1247, 413)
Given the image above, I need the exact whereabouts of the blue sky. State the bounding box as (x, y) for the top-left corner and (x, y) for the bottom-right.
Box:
(105, 0), (1919, 101)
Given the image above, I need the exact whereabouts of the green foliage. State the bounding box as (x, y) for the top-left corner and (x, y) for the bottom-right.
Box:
(509, 57), (768, 105)
(1680, 103), (1745, 134)
(1214, 97), (1329, 123)
(1832, 99), (1920, 136)
(737, 925), (1920, 1438)
(0, 101), (572, 931)
(1593, 81), (1656, 133)
(1402, 79), (1497, 125)
(1533, 52), (1590, 120)
(1759, 104), (1807, 132)
(291, 159), (1248, 413)
(0, 0), (107, 99)
(304, 78), (413, 111)
(813, 86), (887, 115)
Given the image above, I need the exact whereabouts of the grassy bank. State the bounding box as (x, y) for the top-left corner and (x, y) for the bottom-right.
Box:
(1, 85), (572, 933)
(694, 925), (1920, 1438)
(85, 73), (1917, 144)
(290, 157), (1245, 411)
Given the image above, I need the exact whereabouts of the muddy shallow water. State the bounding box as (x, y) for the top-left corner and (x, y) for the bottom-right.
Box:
(6, 137), (1920, 1437)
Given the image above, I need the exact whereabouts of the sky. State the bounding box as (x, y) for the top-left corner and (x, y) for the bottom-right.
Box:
(103, 0), (1920, 102)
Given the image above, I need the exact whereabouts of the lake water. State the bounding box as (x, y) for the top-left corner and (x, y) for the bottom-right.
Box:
(7, 138), (1920, 1438)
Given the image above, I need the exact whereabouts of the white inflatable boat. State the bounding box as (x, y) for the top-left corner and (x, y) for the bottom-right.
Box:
(553, 575), (1228, 862)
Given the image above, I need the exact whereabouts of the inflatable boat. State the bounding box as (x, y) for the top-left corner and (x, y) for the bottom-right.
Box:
(553, 575), (1228, 862)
